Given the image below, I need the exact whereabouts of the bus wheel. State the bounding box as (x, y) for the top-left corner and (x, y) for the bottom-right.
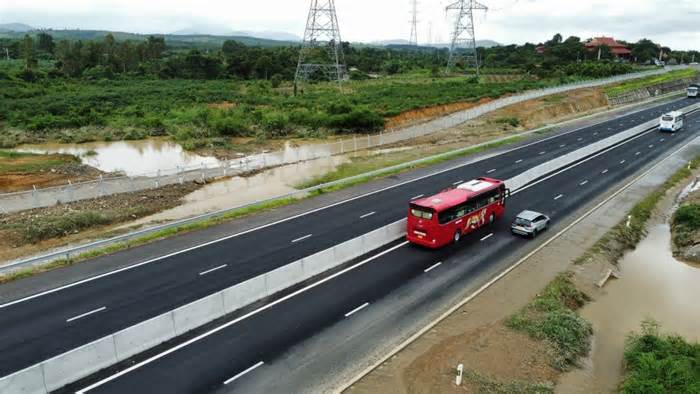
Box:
(489, 213), (495, 225)
(454, 231), (461, 243)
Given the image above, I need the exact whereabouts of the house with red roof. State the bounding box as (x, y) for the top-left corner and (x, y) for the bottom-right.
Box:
(585, 37), (632, 60)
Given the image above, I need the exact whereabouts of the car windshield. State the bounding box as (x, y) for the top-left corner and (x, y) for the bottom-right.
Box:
(514, 217), (531, 227)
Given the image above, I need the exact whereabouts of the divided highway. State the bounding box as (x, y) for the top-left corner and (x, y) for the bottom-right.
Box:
(76, 108), (700, 394)
(0, 97), (694, 380)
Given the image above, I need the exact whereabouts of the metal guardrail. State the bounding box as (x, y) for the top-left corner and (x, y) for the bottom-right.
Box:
(0, 66), (690, 214)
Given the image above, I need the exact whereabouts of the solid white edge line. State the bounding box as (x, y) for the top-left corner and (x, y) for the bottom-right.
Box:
(337, 133), (700, 394)
(291, 234), (313, 243)
(66, 307), (107, 323)
(344, 302), (370, 318)
(360, 212), (376, 219)
(199, 265), (228, 276)
(480, 233), (494, 242)
(223, 361), (264, 385)
(424, 262), (442, 273)
(512, 127), (657, 196)
(74, 240), (410, 393)
(3, 98), (685, 310)
(554, 194), (563, 200)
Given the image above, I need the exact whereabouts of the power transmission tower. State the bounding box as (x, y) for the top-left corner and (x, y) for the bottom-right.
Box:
(409, 0), (419, 46)
(295, 0), (346, 91)
(445, 0), (487, 76)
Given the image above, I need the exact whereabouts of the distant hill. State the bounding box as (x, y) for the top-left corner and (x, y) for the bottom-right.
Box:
(0, 23), (34, 32)
(230, 31), (300, 42)
(0, 28), (297, 48)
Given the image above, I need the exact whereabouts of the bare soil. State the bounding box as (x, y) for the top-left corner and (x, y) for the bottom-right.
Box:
(0, 182), (201, 262)
(0, 155), (104, 193)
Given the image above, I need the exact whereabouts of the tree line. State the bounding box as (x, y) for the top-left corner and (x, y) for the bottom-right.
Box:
(1, 32), (698, 83)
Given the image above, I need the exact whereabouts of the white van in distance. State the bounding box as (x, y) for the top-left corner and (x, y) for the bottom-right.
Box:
(659, 111), (685, 132)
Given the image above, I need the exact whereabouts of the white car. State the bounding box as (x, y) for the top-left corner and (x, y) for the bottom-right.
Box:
(511, 210), (550, 238)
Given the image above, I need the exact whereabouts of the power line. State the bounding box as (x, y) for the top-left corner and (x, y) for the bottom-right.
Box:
(445, 0), (488, 76)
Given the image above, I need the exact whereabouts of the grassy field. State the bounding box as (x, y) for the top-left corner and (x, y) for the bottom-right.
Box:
(0, 150), (79, 174)
(604, 68), (697, 98)
(621, 320), (700, 393)
(506, 273), (592, 371)
(0, 70), (580, 150)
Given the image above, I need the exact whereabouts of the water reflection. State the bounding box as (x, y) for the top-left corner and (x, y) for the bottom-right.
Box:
(16, 139), (223, 176)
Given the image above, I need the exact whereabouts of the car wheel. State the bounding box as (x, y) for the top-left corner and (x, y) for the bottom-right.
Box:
(531, 229), (538, 238)
(454, 231), (461, 243)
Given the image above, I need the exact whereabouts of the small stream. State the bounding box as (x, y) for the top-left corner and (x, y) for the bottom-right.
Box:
(558, 223), (700, 393)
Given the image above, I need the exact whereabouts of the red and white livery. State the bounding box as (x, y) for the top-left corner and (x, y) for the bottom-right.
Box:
(407, 178), (509, 249)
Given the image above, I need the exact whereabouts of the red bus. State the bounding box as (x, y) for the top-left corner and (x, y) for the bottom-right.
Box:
(407, 178), (509, 249)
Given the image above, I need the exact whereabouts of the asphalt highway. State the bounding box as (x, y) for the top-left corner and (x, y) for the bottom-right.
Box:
(0, 98), (694, 379)
(78, 108), (700, 394)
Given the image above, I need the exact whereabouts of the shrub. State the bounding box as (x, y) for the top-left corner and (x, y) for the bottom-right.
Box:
(327, 107), (385, 132)
(506, 273), (592, 371)
(621, 320), (700, 393)
(261, 111), (290, 135)
(15, 68), (45, 83)
(209, 111), (251, 137)
(20, 211), (112, 244)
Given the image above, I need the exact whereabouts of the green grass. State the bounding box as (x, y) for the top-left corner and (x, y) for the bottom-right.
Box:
(672, 204), (700, 248)
(621, 320), (700, 393)
(0, 72), (583, 150)
(460, 369), (554, 393)
(605, 69), (698, 98)
(506, 273), (592, 371)
(575, 155), (700, 265)
(298, 135), (525, 191)
(0, 149), (79, 174)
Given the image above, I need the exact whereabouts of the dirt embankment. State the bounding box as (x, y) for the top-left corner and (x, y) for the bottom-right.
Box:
(0, 182), (201, 262)
(669, 179), (700, 264)
(0, 152), (105, 194)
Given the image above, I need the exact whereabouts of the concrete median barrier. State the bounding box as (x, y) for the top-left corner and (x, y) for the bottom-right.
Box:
(0, 365), (45, 394)
(113, 314), (177, 361)
(173, 293), (225, 336)
(42, 336), (117, 392)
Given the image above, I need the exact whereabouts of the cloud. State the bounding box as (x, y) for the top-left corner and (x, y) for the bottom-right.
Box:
(0, 0), (698, 49)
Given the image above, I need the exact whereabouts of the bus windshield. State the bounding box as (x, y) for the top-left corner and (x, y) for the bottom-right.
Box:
(662, 115), (674, 121)
(410, 207), (434, 220)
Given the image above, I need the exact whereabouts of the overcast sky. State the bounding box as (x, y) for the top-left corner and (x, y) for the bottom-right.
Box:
(1, 0), (698, 49)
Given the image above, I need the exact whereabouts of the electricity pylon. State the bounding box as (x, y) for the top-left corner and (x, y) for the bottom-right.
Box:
(295, 0), (346, 90)
(409, 0), (419, 46)
(445, 0), (487, 76)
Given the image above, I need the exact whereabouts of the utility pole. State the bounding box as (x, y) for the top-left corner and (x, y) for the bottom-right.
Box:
(295, 0), (346, 93)
(446, 0), (487, 76)
(409, 0), (419, 46)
